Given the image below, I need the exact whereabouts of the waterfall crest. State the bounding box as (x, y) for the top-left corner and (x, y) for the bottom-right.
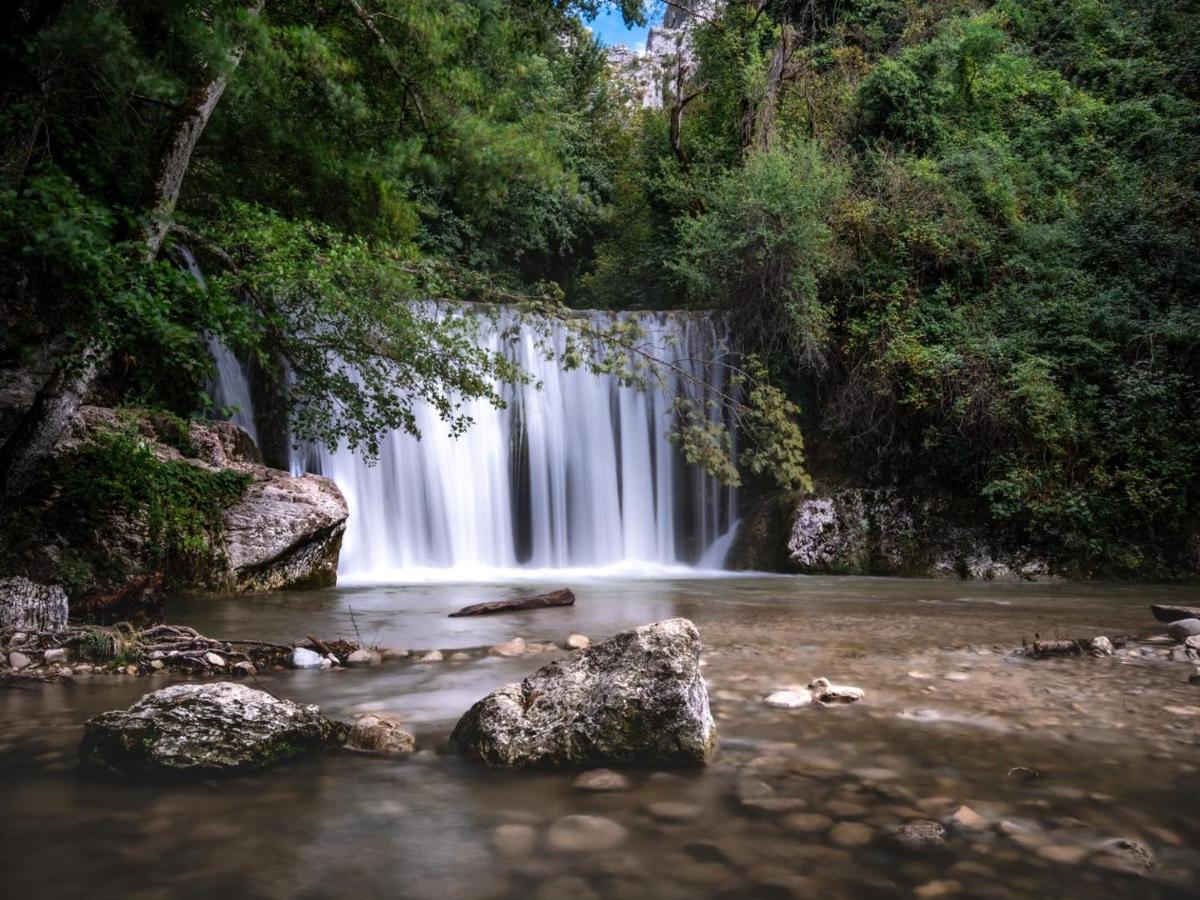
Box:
(210, 304), (739, 579)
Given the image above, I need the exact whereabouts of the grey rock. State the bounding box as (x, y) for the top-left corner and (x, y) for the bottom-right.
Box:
(890, 820), (947, 851)
(291, 647), (323, 669)
(79, 682), (344, 780)
(1089, 636), (1114, 657)
(489, 637), (527, 657)
(43, 648), (68, 664)
(418, 650), (444, 662)
(346, 648), (382, 667)
(347, 714), (415, 755)
(0, 577), (68, 631)
(8, 650), (31, 670)
(450, 618), (716, 768)
(203, 651), (225, 668)
(566, 633), (591, 650)
(1167, 618), (1200, 641)
(233, 661), (257, 677)
(764, 689), (813, 708)
(573, 768), (632, 792)
(808, 677), (865, 704)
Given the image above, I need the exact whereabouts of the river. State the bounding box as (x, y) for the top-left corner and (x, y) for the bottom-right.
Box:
(1, 575), (1197, 898)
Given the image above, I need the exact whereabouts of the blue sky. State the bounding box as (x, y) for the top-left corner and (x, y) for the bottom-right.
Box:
(587, 3), (662, 55)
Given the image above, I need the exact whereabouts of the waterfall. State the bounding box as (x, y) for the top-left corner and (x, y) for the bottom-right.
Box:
(177, 246), (260, 447)
(301, 308), (738, 579)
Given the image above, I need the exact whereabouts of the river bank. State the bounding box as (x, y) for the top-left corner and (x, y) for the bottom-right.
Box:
(1, 575), (1198, 898)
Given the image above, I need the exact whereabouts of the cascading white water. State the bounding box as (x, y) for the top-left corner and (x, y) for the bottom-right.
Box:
(178, 247), (260, 447)
(301, 308), (738, 579)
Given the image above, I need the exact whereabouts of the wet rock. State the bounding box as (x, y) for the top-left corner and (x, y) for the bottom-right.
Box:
(232, 660), (256, 677)
(291, 647), (323, 669)
(43, 648), (67, 664)
(492, 823), (537, 857)
(449, 651), (471, 661)
(1168, 619), (1200, 641)
(347, 714), (415, 755)
(490, 637), (527, 657)
(545, 815), (628, 854)
(808, 677), (864, 704)
(825, 799), (867, 818)
(646, 801), (703, 822)
(889, 820), (947, 851)
(8, 650), (31, 670)
(419, 650), (444, 662)
(79, 682), (344, 780)
(203, 651), (225, 668)
(346, 648), (382, 667)
(764, 689), (813, 709)
(829, 822), (874, 847)
(949, 805), (988, 832)
(0, 576), (68, 631)
(451, 618), (716, 768)
(1037, 845), (1088, 865)
(573, 768), (632, 792)
(1089, 636), (1114, 657)
(149, 659), (165, 671)
(913, 880), (960, 898)
(380, 648), (409, 661)
(566, 634), (591, 650)
(782, 813), (833, 833)
(1151, 603), (1200, 623)
(1093, 837), (1155, 873)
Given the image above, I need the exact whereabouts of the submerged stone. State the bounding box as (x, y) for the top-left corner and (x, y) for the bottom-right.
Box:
(78, 682), (344, 780)
(291, 647), (323, 669)
(450, 618), (716, 768)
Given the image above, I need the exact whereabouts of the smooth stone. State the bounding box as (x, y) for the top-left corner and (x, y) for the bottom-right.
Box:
(380, 648), (409, 661)
(742, 797), (807, 814)
(916, 797), (955, 813)
(764, 689), (813, 709)
(949, 805), (988, 832)
(291, 647), (323, 669)
(233, 661), (257, 677)
(1038, 845), (1088, 865)
(829, 821), (874, 847)
(8, 650), (31, 670)
(545, 815), (628, 854)
(646, 801), (703, 822)
(490, 637), (527, 657)
(347, 714), (415, 755)
(914, 880), (961, 898)
(1089, 636), (1114, 656)
(347, 648), (382, 667)
(449, 652), (471, 661)
(850, 767), (900, 781)
(493, 823), (537, 857)
(574, 768), (632, 792)
(1167, 619), (1200, 641)
(149, 659), (165, 671)
(43, 648), (67, 664)
(419, 650), (444, 662)
(782, 813), (833, 833)
(204, 651), (225, 668)
(808, 677), (865, 704)
(566, 634), (591, 650)
(825, 799), (867, 818)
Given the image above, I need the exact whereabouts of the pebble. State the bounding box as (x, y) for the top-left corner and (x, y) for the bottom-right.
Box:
(490, 637), (527, 657)
(949, 805), (988, 832)
(348, 714), (415, 755)
(808, 677), (865, 704)
(741, 798), (807, 814)
(825, 799), (867, 818)
(1093, 837), (1156, 873)
(449, 651), (471, 662)
(573, 769), (632, 792)
(380, 648), (410, 661)
(545, 815), (628, 854)
(419, 650), (444, 662)
(1037, 845), (1088, 865)
(914, 879), (961, 898)
(646, 801), (703, 823)
(346, 648), (382, 667)
(890, 820), (946, 851)
(764, 689), (813, 709)
(203, 651), (225, 667)
(829, 821), (874, 847)
(782, 813), (833, 833)
(850, 767), (900, 782)
(566, 634), (590, 650)
(492, 823), (537, 857)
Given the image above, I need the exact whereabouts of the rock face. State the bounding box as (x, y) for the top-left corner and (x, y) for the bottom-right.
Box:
(221, 467), (347, 592)
(605, 1), (718, 108)
(79, 682), (344, 780)
(730, 485), (1054, 580)
(450, 618), (716, 768)
(0, 577), (68, 630)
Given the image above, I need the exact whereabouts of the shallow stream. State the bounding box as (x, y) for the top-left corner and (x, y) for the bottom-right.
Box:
(2, 576), (1198, 898)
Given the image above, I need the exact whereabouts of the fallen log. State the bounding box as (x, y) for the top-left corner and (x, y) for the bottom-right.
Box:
(448, 588), (575, 618)
(1150, 604), (1200, 624)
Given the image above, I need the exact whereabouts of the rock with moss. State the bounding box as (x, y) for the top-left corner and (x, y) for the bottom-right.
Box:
(450, 617), (716, 768)
(78, 682), (345, 780)
(0, 576), (68, 630)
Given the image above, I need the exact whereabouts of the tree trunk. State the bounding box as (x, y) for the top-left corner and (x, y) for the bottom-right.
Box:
(0, 2), (264, 502)
(743, 25), (793, 152)
(448, 589), (576, 618)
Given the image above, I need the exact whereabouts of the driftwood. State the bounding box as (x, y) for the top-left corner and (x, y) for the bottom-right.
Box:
(1150, 604), (1200, 624)
(448, 588), (575, 618)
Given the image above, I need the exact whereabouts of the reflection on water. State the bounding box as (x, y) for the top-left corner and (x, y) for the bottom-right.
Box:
(2, 576), (1199, 898)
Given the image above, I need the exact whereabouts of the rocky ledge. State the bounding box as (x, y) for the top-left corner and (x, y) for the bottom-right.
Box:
(451, 617), (717, 768)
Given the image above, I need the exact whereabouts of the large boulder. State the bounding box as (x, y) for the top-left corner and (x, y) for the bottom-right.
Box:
(221, 467), (347, 591)
(450, 617), (716, 768)
(0, 576), (68, 630)
(79, 682), (345, 780)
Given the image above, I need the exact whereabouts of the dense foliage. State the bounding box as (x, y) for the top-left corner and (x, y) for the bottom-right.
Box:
(584, 0), (1200, 574)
